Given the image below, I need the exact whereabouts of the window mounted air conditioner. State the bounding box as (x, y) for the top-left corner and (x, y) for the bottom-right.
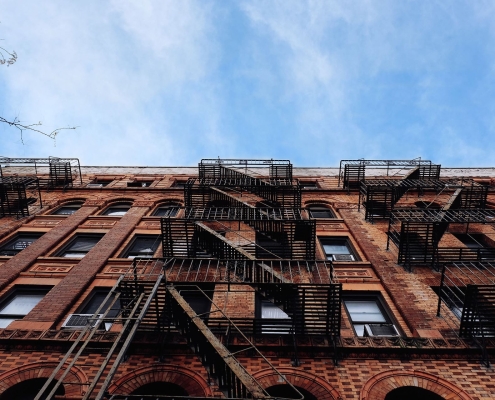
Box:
(62, 314), (102, 329)
(364, 324), (399, 337)
(333, 254), (355, 261)
(87, 183), (103, 188)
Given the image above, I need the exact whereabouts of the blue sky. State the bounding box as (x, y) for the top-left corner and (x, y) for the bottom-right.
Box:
(1, 1), (494, 167)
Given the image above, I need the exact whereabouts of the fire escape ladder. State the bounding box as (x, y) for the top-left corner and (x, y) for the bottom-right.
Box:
(460, 285), (494, 367)
(34, 277), (125, 400)
(167, 286), (270, 399)
(0, 176), (41, 218)
(48, 159), (73, 189)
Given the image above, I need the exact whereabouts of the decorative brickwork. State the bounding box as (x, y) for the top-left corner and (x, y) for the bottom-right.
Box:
(107, 364), (212, 396)
(0, 361), (87, 398)
(252, 367), (341, 400)
(23, 206), (149, 325)
(361, 369), (473, 400)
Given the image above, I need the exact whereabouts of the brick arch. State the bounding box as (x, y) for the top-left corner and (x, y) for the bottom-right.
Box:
(304, 199), (334, 208)
(252, 368), (340, 400)
(107, 364), (212, 397)
(361, 370), (473, 400)
(154, 197), (184, 206)
(0, 361), (88, 398)
(103, 197), (137, 206)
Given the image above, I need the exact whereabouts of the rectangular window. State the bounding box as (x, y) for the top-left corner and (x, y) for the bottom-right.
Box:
(0, 233), (44, 256)
(57, 235), (103, 258)
(52, 205), (82, 215)
(258, 297), (292, 334)
(344, 295), (398, 337)
(127, 180), (154, 188)
(63, 288), (120, 329)
(308, 207), (335, 219)
(319, 237), (358, 261)
(0, 287), (50, 328)
(122, 235), (160, 259)
(153, 205), (180, 217)
(453, 233), (490, 249)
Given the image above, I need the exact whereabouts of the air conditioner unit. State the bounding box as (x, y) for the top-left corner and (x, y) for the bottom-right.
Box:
(87, 183), (103, 188)
(62, 314), (102, 329)
(364, 324), (399, 337)
(333, 254), (355, 261)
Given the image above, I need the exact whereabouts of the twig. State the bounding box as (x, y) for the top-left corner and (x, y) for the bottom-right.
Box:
(0, 116), (77, 144)
(0, 45), (17, 66)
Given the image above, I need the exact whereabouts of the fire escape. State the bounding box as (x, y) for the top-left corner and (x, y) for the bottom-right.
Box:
(0, 156), (82, 218)
(36, 159), (342, 400)
(437, 261), (495, 367)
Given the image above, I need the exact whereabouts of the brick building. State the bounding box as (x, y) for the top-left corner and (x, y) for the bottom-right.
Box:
(0, 156), (494, 399)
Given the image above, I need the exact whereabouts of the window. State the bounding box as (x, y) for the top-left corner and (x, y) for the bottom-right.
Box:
(308, 206), (335, 219)
(153, 204), (180, 217)
(0, 287), (50, 328)
(127, 180), (154, 188)
(319, 237), (358, 261)
(453, 233), (490, 249)
(57, 234), (103, 258)
(344, 295), (398, 337)
(172, 180), (188, 188)
(0, 233), (44, 256)
(87, 179), (112, 188)
(122, 235), (160, 258)
(300, 181), (319, 189)
(102, 204), (131, 216)
(259, 299), (291, 334)
(52, 203), (83, 215)
(63, 288), (120, 329)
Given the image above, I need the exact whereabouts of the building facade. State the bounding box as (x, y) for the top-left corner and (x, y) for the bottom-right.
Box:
(0, 157), (494, 399)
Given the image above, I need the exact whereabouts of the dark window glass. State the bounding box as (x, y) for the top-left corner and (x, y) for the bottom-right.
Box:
(300, 181), (319, 189)
(0, 233), (44, 256)
(320, 237), (358, 261)
(0, 378), (64, 400)
(127, 181), (153, 187)
(87, 179), (112, 187)
(172, 181), (187, 188)
(385, 386), (443, 400)
(453, 233), (489, 249)
(123, 235), (160, 258)
(58, 235), (103, 258)
(81, 289), (120, 318)
(153, 205), (180, 217)
(52, 204), (82, 215)
(308, 207), (335, 218)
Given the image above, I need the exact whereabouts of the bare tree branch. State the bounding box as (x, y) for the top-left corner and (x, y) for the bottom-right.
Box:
(0, 116), (77, 144)
(0, 45), (17, 66)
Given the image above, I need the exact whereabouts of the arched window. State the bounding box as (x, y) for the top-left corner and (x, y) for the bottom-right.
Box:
(152, 203), (181, 217)
(52, 201), (84, 215)
(307, 205), (335, 219)
(0, 378), (65, 400)
(385, 386), (443, 400)
(102, 203), (132, 216)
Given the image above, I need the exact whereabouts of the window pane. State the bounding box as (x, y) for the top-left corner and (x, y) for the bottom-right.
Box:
(345, 300), (387, 323)
(0, 318), (15, 328)
(67, 237), (101, 252)
(261, 301), (290, 319)
(309, 208), (334, 218)
(104, 209), (128, 216)
(0, 293), (45, 315)
(54, 207), (76, 215)
(323, 243), (350, 255)
(153, 207), (179, 217)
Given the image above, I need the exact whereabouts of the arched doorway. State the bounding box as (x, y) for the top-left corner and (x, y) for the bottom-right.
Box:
(266, 384), (317, 400)
(385, 386), (443, 400)
(131, 382), (188, 396)
(361, 370), (473, 400)
(0, 378), (65, 400)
